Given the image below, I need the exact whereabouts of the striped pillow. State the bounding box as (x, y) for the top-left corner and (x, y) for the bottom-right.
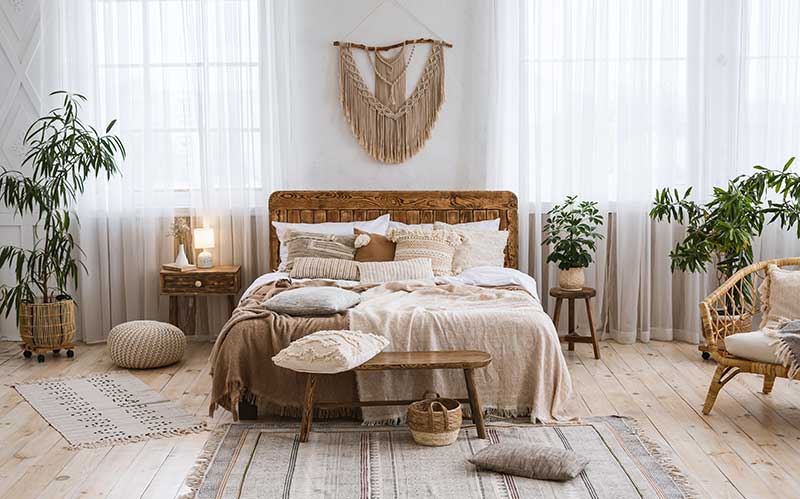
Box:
(357, 258), (435, 284)
(389, 228), (462, 276)
(289, 257), (359, 281)
(284, 230), (356, 271)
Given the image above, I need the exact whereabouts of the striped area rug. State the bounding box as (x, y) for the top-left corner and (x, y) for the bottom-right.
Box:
(183, 417), (696, 499)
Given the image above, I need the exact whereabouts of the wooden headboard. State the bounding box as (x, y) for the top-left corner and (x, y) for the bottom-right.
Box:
(268, 191), (518, 271)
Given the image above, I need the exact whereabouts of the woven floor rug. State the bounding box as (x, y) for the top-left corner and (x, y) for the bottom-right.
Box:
(184, 416), (695, 499)
(13, 371), (206, 449)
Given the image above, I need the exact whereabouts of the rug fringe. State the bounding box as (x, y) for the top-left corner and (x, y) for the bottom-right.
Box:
(64, 422), (208, 450)
(361, 406), (534, 426)
(608, 415), (701, 499)
(178, 424), (230, 499)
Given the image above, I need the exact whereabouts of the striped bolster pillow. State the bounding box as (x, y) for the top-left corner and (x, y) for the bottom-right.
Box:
(289, 257), (360, 281)
(357, 258), (435, 284)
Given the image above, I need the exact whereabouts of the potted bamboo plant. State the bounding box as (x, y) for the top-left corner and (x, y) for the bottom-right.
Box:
(0, 92), (125, 361)
(542, 196), (604, 290)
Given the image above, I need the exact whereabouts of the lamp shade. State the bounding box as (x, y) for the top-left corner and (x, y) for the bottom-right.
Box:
(193, 228), (215, 249)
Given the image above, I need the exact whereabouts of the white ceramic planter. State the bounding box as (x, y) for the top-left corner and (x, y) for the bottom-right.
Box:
(559, 267), (585, 290)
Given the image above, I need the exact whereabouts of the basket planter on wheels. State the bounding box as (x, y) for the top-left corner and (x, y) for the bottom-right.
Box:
(19, 299), (76, 362)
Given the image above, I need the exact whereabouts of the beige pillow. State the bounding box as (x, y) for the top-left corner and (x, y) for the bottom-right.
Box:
(434, 221), (508, 273)
(262, 287), (360, 316)
(289, 257), (359, 281)
(389, 228), (462, 276)
(468, 441), (589, 481)
(283, 230), (356, 271)
(759, 264), (800, 328)
(357, 258), (435, 284)
(271, 330), (389, 373)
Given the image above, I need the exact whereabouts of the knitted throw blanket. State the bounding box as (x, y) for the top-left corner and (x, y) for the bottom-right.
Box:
(768, 320), (800, 379)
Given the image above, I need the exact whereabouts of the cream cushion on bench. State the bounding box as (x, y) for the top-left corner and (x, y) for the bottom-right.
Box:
(108, 320), (186, 369)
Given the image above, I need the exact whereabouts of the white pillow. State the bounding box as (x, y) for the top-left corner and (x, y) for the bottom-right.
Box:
(388, 218), (500, 231)
(434, 222), (508, 273)
(273, 214), (390, 270)
(262, 287), (360, 316)
(724, 330), (781, 364)
(357, 258), (435, 284)
(272, 330), (389, 373)
(759, 264), (800, 328)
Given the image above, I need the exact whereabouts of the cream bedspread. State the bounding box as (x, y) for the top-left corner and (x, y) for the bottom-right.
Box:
(350, 281), (572, 423)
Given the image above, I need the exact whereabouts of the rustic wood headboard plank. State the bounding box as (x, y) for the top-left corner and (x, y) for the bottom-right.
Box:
(268, 191), (519, 271)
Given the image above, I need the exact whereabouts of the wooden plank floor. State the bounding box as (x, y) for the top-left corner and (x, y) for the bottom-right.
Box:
(1, 339), (799, 498)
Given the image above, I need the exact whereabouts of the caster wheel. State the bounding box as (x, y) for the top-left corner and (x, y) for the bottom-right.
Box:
(53, 349), (61, 356)
(23, 350), (32, 359)
(702, 351), (711, 360)
(66, 350), (75, 358)
(37, 354), (45, 363)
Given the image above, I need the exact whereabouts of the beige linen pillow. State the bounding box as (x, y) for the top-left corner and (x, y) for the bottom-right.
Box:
(357, 258), (435, 284)
(283, 230), (356, 271)
(434, 221), (508, 273)
(759, 264), (800, 328)
(289, 257), (359, 281)
(468, 441), (589, 481)
(389, 228), (462, 276)
(271, 330), (389, 373)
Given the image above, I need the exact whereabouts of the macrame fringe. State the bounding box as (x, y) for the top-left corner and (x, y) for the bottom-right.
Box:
(210, 383), (357, 421)
(178, 424), (230, 499)
(774, 340), (800, 379)
(339, 43), (445, 164)
(65, 422), (208, 450)
(361, 405), (535, 426)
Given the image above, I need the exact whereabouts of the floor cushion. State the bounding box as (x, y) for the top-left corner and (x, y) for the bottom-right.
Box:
(108, 320), (186, 369)
(724, 330), (781, 364)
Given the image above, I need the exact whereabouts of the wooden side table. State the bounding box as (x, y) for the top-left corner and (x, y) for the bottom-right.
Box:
(160, 265), (241, 335)
(550, 287), (601, 359)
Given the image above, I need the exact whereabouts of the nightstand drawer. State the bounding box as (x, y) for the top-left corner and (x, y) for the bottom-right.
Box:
(160, 271), (240, 295)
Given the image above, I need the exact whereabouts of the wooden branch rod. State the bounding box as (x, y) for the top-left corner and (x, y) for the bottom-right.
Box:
(333, 38), (453, 51)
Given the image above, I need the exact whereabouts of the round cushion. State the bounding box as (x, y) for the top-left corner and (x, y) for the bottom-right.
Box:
(108, 320), (186, 369)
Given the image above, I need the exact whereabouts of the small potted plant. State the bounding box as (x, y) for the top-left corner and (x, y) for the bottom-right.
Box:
(542, 196), (604, 290)
(0, 92), (124, 361)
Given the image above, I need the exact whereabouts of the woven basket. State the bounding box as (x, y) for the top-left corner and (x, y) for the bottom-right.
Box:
(19, 299), (76, 349)
(407, 397), (462, 447)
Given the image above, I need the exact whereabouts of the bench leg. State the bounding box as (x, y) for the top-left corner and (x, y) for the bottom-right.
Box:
(464, 368), (486, 439)
(300, 374), (317, 443)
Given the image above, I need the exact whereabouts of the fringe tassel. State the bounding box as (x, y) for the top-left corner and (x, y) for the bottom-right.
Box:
(774, 340), (800, 379)
(65, 422), (208, 450)
(178, 424), (230, 499)
(339, 43), (445, 164)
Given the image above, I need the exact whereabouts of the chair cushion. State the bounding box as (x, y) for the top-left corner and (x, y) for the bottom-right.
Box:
(262, 287), (360, 316)
(107, 320), (186, 369)
(468, 441), (589, 481)
(272, 330), (389, 373)
(759, 264), (800, 328)
(724, 330), (781, 364)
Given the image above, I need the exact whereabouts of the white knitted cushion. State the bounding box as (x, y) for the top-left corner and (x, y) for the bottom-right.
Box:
(107, 320), (186, 369)
(272, 330), (389, 373)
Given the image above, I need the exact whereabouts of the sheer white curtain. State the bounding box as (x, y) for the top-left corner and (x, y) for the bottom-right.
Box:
(488, 0), (800, 344)
(40, 0), (291, 342)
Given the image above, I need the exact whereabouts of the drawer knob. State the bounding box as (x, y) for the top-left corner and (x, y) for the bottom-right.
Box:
(194, 280), (203, 288)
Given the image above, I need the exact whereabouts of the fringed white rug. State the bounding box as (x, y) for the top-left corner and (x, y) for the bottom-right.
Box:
(183, 417), (696, 499)
(14, 371), (206, 449)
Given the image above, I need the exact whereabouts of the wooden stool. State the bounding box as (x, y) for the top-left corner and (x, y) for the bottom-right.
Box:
(299, 350), (492, 442)
(550, 287), (600, 359)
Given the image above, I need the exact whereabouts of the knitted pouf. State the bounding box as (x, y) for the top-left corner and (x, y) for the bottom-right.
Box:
(108, 320), (186, 369)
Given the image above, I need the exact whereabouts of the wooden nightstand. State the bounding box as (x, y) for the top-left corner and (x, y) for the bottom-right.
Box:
(160, 265), (241, 335)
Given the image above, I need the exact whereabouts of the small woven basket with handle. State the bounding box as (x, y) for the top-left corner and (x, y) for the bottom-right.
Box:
(407, 395), (462, 447)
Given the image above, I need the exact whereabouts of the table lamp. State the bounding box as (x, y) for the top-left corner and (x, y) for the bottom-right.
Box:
(193, 228), (215, 268)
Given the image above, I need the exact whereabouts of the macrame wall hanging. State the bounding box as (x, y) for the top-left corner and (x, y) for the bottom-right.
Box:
(334, 37), (453, 164)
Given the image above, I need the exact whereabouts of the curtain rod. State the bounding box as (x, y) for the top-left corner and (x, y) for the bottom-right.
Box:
(333, 38), (454, 51)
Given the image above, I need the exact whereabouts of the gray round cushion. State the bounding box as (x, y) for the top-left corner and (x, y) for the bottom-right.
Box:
(108, 320), (186, 369)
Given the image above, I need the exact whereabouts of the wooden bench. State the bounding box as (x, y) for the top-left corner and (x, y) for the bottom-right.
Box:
(299, 350), (492, 442)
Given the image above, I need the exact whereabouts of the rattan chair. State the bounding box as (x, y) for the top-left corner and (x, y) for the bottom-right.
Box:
(699, 257), (800, 415)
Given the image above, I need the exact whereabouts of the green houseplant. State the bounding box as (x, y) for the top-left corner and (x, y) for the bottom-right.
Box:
(542, 196), (604, 290)
(0, 91), (124, 360)
(650, 157), (800, 285)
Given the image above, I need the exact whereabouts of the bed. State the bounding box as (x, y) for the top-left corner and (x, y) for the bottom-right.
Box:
(209, 190), (572, 423)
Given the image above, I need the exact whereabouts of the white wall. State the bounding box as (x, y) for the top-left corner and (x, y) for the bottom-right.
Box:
(286, 0), (490, 190)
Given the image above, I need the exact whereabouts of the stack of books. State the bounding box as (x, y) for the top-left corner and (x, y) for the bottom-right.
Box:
(162, 263), (197, 272)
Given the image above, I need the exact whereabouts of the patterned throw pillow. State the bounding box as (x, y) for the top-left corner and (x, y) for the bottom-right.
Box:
(289, 257), (359, 281)
(389, 228), (462, 276)
(272, 330), (389, 373)
(357, 258), (435, 284)
(283, 230), (356, 271)
(434, 221), (508, 273)
(468, 441), (589, 481)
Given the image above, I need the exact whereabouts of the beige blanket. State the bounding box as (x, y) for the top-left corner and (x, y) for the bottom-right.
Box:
(350, 281), (572, 423)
